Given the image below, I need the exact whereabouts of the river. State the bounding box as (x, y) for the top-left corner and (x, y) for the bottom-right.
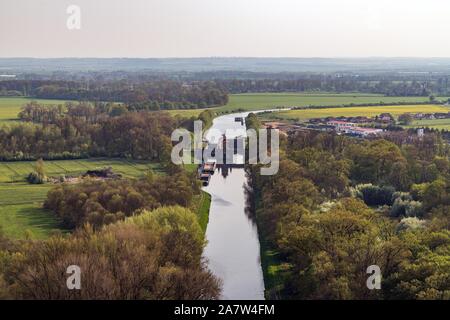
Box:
(202, 112), (265, 300)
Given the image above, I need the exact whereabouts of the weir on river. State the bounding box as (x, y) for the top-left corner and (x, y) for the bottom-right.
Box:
(202, 112), (265, 300)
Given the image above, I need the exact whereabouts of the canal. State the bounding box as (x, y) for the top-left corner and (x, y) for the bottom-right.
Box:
(202, 112), (265, 300)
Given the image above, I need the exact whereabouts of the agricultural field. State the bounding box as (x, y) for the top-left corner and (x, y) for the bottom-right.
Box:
(260, 104), (450, 122)
(2, 94), (448, 120)
(404, 118), (450, 130)
(219, 93), (445, 112)
(169, 93), (450, 117)
(0, 158), (163, 239)
(0, 158), (163, 183)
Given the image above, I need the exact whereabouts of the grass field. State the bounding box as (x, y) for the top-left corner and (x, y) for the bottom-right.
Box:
(404, 118), (450, 130)
(0, 97), (70, 122)
(260, 104), (450, 122)
(0, 158), (163, 183)
(192, 191), (211, 234)
(0, 158), (163, 239)
(0, 204), (61, 239)
(2, 94), (448, 120)
(219, 93), (443, 112)
(168, 93), (450, 117)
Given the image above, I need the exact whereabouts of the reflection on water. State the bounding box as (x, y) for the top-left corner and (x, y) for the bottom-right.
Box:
(202, 112), (265, 300)
(203, 168), (265, 300)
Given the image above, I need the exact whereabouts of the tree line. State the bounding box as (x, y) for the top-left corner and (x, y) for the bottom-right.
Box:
(215, 76), (450, 96)
(5, 74), (450, 105)
(44, 169), (200, 230)
(0, 79), (228, 109)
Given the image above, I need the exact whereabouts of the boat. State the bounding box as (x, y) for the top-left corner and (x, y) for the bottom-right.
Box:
(200, 173), (211, 186)
(202, 161), (216, 174)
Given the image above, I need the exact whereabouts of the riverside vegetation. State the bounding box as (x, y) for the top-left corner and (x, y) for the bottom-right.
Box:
(248, 115), (450, 300)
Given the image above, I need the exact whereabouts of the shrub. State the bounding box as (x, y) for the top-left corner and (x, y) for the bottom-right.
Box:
(26, 172), (45, 184)
(355, 184), (395, 206)
(396, 217), (426, 232)
(390, 198), (424, 218)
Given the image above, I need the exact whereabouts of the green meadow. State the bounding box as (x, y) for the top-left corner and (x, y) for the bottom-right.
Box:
(259, 104), (450, 122)
(1, 94), (447, 120)
(404, 118), (450, 130)
(219, 93), (441, 112)
(0, 97), (70, 123)
(0, 158), (163, 183)
(169, 93), (449, 117)
(0, 158), (163, 239)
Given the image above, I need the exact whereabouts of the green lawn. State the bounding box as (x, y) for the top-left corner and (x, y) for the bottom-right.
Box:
(260, 104), (450, 122)
(0, 158), (163, 239)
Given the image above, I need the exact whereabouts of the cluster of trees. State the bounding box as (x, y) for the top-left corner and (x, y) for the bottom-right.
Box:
(0, 206), (220, 299)
(248, 128), (450, 299)
(0, 104), (179, 161)
(0, 80), (228, 109)
(44, 170), (200, 229)
(26, 158), (47, 184)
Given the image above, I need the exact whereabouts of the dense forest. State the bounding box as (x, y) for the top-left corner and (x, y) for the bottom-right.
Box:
(0, 101), (209, 161)
(0, 80), (228, 109)
(248, 126), (450, 299)
(0, 206), (220, 299)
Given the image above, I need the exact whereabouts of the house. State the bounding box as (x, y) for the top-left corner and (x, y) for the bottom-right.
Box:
(377, 113), (394, 123)
(434, 113), (450, 119)
(351, 116), (372, 123)
(307, 124), (335, 132)
(308, 118), (323, 124)
(327, 121), (356, 132)
(347, 127), (383, 137)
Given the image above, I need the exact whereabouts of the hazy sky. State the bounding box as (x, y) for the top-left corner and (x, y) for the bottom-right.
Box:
(1, 0), (450, 58)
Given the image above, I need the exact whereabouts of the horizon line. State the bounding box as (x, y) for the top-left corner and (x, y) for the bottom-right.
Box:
(3, 56), (450, 60)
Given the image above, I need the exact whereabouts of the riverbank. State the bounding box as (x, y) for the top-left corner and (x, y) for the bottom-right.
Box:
(196, 191), (211, 234)
(245, 168), (290, 299)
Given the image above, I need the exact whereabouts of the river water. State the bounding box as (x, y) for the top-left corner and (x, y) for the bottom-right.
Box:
(202, 112), (265, 300)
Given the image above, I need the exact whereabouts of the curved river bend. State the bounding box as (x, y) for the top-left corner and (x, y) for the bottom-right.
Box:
(202, 112), (265, 300)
